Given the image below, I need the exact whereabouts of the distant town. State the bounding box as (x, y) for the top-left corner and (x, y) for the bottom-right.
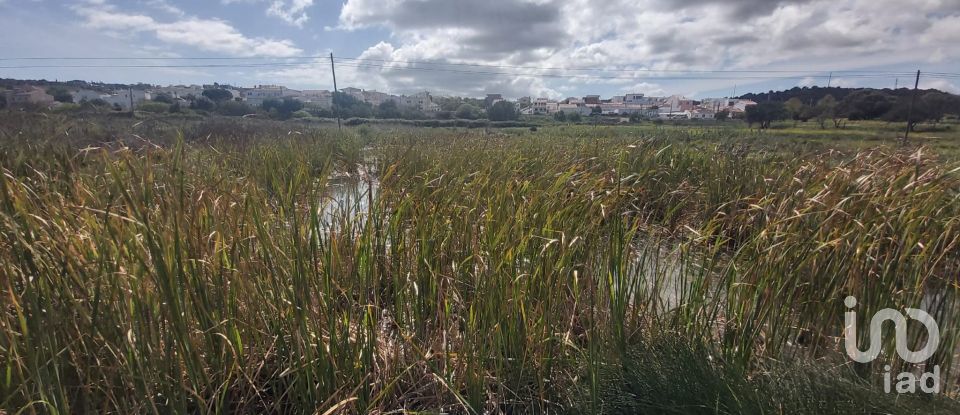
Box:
(0, 79), (756, 121)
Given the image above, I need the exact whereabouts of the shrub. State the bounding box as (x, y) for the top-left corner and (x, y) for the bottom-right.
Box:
(216, 101), (254, 116)
(138, 102), (170, 113)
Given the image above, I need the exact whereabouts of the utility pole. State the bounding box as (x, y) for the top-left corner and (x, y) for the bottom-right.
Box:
(894, 78), (898, 90)
(903, 70), (921, 142)
(827, 72), (833, 88)
(330, 53), (341, 131)
(129, 87), (135, 117)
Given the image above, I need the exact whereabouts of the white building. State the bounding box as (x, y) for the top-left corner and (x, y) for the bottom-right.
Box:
(556, 103), (592, 115)
(527, 97), (558, 114)
(683, 108), (716, 119)
(400, 91), (440, 112)
(362, 90), (398, 107)
(624, 93), (657, 105)
(154, 85), (203, 100)
(243, 85), (286, 106)
(69, 89), (107, 103)
(298, 90), (333, 108)
(102, 89), (151, 110)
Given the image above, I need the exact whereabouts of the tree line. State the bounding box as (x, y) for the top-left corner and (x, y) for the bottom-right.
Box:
(740, 86), (960, 129)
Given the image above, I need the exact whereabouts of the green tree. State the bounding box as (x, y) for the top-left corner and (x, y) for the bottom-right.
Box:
(400, 107), (427, 120)
(553, 111), (567, 122)
(715, 110), (729, 121)
(216, 101), (254, 116)
(202, 88), (233, 102)
(152, 92), (174, 104)
(87, 98), (108, 108)
(190, 96), (216, 111)
(264, 97), (304, 119)
(920, 91), (960, 124)
(784, 97), (805, 125)
(569, 112), (582, 122)
(487, 101), (519, 121)
(814, 95), (838, 128)
(47, 87), (73, 103)
(332, 92), (373, 118)
(455, 103), (481, 120)
(435, 96), (464, 112)
(745, 102), (787, 129)
(376, 100), (402, 119)
(138, 102), (169, 113)
(838, 90), (893, 120)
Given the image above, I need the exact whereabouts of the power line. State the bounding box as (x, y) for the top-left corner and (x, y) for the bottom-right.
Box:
(2, 58), (958, 84)
(1, 55), (951, 77)
(0, 62), (319, 69)
(334, 57), (924, 75)
(331, 62), (933, 81)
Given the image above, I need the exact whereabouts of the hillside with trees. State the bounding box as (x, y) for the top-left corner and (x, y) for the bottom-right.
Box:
(739, 86), (960, 130)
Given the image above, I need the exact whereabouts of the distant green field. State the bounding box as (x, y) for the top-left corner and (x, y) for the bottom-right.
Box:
(2, 113), (959, 414)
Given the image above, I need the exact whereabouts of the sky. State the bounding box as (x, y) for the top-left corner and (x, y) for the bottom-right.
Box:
(0, 0), (958, 99)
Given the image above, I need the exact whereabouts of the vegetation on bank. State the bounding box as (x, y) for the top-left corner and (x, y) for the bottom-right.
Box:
(1, 115), (960, 413)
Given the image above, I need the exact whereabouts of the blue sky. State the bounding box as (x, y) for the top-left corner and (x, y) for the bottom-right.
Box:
(0, 0), (958, 99)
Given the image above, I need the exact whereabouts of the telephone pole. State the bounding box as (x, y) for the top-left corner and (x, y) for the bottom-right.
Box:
(827, 72), (833, 88)
(903, 70), (920, 142)
(330, 52), (341, 131)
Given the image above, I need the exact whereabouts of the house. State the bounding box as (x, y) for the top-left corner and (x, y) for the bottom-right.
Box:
(556, 103), (592, 115)
(340, 87), (364, 101)
(243, 85), (286, 106)
(102, 89), (151, 110)
(664, 95), (697, 112)
(624, 93), (655, 105)
(281, 88), (302, 98)
(728, 99), (757, 113)
(69, 89), (108, 103)
(684, 108), (716, 119)
(583, 95), (601, 105)
(657, 106), (678, 118)
(517, 96), (531, 108)
(298, 90), (333, 108)
(4, 86), (56, 108)
(154, 85), (204, 100)
(527, 97), (558, 114)
(362, 90), (398, 107)
(401, 91), (440, 112)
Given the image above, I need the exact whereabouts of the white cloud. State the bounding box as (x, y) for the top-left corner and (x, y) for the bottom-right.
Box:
(145, 0), (184, 16)
(920, 79), (959, 94)
(221, 0), (316, 27)
(266, 0), (314, 27)
(624, 82), (666, 97)
(73, 1), (302, 57)
(332, 0), (960, 97)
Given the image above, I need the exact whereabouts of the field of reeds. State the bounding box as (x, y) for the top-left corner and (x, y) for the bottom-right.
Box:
(2, 113), (960, 414)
